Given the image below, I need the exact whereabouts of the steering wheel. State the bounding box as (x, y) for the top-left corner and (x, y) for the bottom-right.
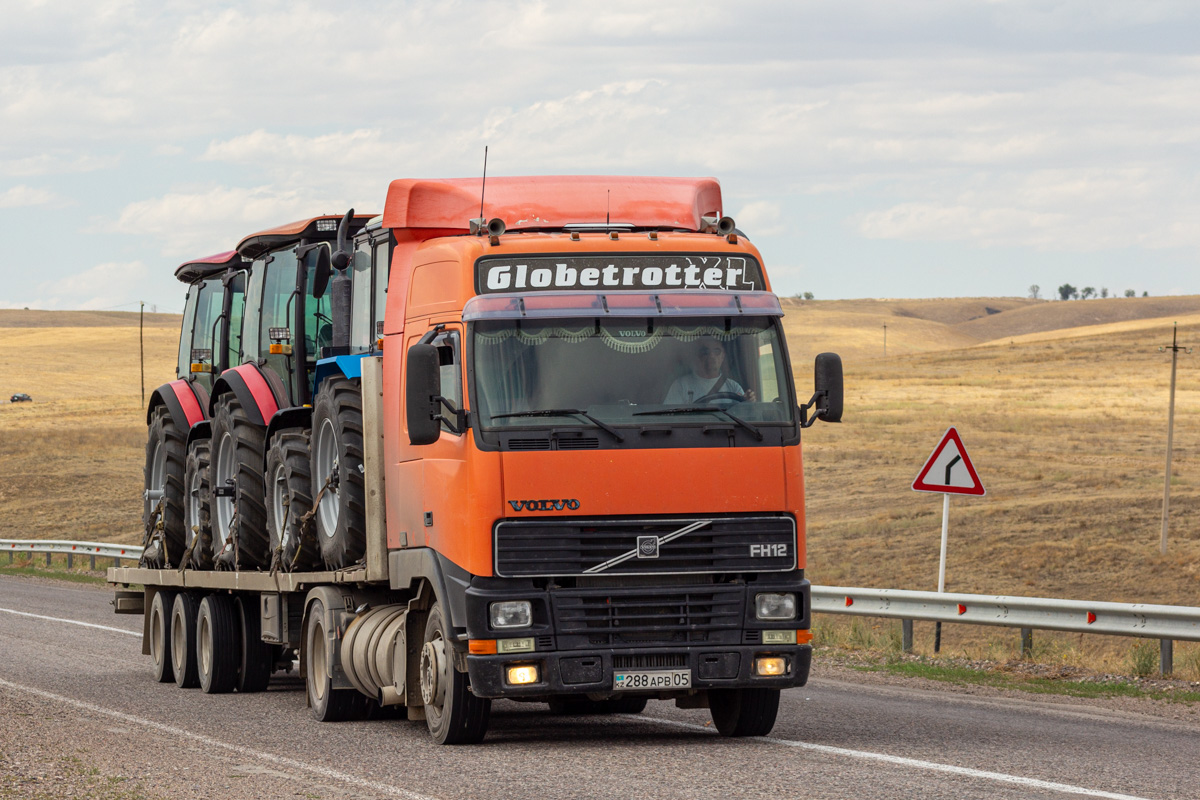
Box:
(694, 391), (746, 404)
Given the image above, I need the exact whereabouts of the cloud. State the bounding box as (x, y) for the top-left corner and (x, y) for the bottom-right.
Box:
(733, 201), (785, 237)
(0, 184), (60, 207)
(32, 260), (148, 310)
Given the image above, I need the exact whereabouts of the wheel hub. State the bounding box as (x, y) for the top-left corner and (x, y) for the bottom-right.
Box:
(420, 639), (447, 707)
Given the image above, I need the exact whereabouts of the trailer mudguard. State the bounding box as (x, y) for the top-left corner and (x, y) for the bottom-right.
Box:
(185, 420), (211, 451)
(313, 353), (369, 391)
(209, 363), (283, 426)
(387, 548), (472, 640)
(265, 406), (313, 447)
(146, 379), (207, 430)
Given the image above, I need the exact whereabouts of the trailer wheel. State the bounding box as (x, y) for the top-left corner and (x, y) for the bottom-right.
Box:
(198, 595), (239, 694)
(171, 593), (201, 688)
(143, 406), (186, 567)
(311, 378), (366, 569)
(184, 439), (214, 569)
(210, 394), (269, 569)
(235, 595), (274, 693)
(305, 598), (360, 721)
(420, 602), (490, 744)
(266, 430), (321, 571)
(149, 590), (176, 683)
(709, 688), (780, 737)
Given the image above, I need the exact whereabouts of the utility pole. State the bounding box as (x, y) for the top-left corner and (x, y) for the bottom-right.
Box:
(1159, 323), (1191, 555)
(140, 301), (145, 408)
(883, 324), (888, 360)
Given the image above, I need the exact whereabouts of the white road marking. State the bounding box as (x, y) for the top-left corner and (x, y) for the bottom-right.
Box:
(0, 606), (140, 637)
(0, 678), (439, 800)
(627, 715), (1156, 800)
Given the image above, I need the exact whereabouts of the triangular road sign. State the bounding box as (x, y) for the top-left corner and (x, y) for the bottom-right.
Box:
(912, 427), (985, 496)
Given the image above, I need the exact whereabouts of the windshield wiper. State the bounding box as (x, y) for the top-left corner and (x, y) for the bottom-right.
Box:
(490, 408), (625, 443)
(632, 406), (763, 441)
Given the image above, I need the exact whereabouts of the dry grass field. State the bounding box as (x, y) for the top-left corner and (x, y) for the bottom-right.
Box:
(3, 298), (1199, 673)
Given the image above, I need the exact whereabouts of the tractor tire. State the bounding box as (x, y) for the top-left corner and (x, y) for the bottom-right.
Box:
(142, 406), (186, 567)
(305, 598), (361, 721)
(235, 595), (274, 693)
(209, 394), (269, 570)
(420, 602), (490, 744)
(184, 439), (214, 569)
(266, 430), (321, 572)
(198, 594), (239, 694)
(171, 592), (201, 689)
(310, 378), (366, 570)
(149, 590), (176, 683)
(709, 688), (780, 737)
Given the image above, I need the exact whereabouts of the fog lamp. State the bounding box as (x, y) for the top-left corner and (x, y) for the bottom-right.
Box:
(506, 665), (539, 685)
(755, 593), (796, 621)
(755, 657), (788, 677)
(490, 600), (532, 629)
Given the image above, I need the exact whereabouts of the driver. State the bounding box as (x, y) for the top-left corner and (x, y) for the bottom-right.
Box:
(664, 336), (756, 404)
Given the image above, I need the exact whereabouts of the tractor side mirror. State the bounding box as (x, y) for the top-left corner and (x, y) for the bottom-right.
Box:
(311, 245), (332, 299)
(406, 343), (442, 445)
(813, 352), (843, 423)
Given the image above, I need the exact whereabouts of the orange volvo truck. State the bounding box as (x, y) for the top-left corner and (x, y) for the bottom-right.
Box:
(111, 175), (843, 744)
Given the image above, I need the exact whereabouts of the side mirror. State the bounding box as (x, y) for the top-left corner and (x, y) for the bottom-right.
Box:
(311, 246), (332, 299)
(814, 352), (843, 423)
(406, 343), (442, 445)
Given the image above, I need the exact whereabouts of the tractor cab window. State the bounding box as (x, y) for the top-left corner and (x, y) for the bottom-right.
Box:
(188, 276), (224, 392)
(226, 270), (247, 368)
(258, 250), (300, 404)
(350, 240), (373, 352)
(177, 288), (199, 379)
(302, 257), (332, 383)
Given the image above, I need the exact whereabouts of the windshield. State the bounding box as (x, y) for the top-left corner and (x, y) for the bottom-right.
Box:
(472, 316), (793, 432)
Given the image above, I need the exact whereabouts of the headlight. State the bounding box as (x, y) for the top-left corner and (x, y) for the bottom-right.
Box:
(490, 600), (532, 629)
(755, 593), (796, 621)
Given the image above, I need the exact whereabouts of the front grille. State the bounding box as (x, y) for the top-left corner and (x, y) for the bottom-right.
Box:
(613, 653), (688, 669)
(495, 515), (796, 577)
(552, 584), (744, 649)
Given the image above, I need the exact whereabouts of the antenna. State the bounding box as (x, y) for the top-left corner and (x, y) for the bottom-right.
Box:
(606, 189), (610, 227)
(479, 146), (489, 222)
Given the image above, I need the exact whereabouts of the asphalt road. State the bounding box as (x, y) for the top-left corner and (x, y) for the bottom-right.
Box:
(2, 575), (1198, 800)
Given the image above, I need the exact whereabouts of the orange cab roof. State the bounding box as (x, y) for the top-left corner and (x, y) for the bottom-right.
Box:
(174, 250), (239, 283)
(236, 213), (376, 259)
(382, 176), (722, 233)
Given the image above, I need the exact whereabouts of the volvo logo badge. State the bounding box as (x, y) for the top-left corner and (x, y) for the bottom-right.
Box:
(637, 535), (660, 559)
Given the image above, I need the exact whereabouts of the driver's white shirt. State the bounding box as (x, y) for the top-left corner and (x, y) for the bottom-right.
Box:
(664, 372), (746, 404)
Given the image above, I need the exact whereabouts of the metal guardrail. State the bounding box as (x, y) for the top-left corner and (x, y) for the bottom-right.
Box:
(812, 585), (1196, 674)
(2, 539), (142, 569)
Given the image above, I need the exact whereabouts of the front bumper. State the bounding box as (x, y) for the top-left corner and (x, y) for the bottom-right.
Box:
(467, 644), (811, 699)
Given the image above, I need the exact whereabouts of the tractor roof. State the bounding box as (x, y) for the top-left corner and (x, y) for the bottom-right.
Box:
(236, 213), (376, 260)
(174, 250), (240, 283)
(381, 176), (722, 233)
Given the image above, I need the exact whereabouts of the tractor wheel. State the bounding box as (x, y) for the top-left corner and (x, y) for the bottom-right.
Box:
(420, 602), (490, 744)
(266, 430), (321, 571)
(142, 406), (186, 567)
(149, 590), (176, 683)
(184, 439), (214, 569)
(209, 394), (269, 570)
(197, 595), (239, 694)
(709, 688), (780, 737)
(310, 378), (366, 569)
(170, 593), (201, 689)
(305, 598), (361, 721)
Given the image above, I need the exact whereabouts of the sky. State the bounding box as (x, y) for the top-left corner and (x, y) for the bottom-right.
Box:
(2, 0), (1199, 313)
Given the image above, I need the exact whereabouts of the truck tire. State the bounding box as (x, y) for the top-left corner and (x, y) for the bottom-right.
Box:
(142, 406), (186, 567)
(420, 602), (490, 744)
(171, 593), (201, 688)
(184, 439), (214, 569)
(266, 430), (321, 572)
(305, 598), (360, 721)
(235, 595), (274, 693)
(198, 595), (239, 693)
(311, 378), (366, 570)
(709, 688), (780, 737)
(149, 590), (176, 683)
(209, 394), (269, 570)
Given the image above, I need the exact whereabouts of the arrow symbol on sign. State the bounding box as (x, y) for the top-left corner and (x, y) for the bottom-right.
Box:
(945, 455), (962, 485)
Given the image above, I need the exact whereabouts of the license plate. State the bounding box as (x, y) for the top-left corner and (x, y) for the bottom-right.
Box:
(613, 669), (692, 691)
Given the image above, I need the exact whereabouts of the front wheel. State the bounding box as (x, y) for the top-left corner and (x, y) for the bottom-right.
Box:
(266, 430), (321, 571)
(142, 406), (186, 567)
(209, 394), (269, 570)
(419, 603), (490, 744)
(183, 439), (214, 569)
(709, 688), (780, 737)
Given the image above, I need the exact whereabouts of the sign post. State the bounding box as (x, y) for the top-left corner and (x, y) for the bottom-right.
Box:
(912, 427), (985, 651)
